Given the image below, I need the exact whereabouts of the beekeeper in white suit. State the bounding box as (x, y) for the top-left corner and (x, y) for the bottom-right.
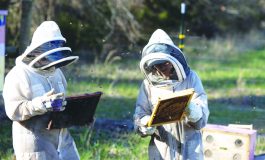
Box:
(134, 29), (209, 160)
(3, 21), (80, 160)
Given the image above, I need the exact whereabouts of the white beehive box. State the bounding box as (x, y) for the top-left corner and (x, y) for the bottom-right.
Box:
(202, 124), (257, 160)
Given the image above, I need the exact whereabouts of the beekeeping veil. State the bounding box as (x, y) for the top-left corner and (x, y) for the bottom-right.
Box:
(21, 21), (78, 70)
(139, 29), (190, 86)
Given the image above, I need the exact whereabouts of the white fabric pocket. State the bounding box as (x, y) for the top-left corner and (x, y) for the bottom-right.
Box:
(31, 84), (45, 98)
(15, 151), (46, 160)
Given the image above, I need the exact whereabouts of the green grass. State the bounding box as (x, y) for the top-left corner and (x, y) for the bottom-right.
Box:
(1, 48), (265, 159)
(70, 128), (150, 160)
(66, 49), (264, 158)
(208, 103), (265, 131)
(0, 120), (15, 160)
(68, 49), (265, 158)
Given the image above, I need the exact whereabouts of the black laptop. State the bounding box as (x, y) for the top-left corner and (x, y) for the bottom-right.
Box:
(47, 91), (102, 129)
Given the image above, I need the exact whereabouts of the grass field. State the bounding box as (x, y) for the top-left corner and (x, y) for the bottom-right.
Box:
(68, 48), (265, 158)
(66, 48), (265, 159)
(0, 47), (265, 159)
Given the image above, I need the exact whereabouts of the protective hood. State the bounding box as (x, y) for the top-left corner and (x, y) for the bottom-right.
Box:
(140, 29), (190, 85)
(21, 21), (78, 70)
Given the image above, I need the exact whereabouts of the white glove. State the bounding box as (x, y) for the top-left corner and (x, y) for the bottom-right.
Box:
(185, 101), (203, 123)
(140, 115), (151, 126)
(139, 115), (156, 135)
(32, 89), (66, 114)
(42, 89), (66, 112)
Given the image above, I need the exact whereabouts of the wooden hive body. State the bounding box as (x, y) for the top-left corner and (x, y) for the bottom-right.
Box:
(202, 124), (256, 160)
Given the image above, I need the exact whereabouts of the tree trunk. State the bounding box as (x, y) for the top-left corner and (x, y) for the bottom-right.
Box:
(46, 0), (55, 20)
(19, 0), (33, 54)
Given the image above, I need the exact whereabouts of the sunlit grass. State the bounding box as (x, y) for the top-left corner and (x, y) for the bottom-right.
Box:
(1, 45), (265, 158)
(256, 136), (265, 155)
(69, 127), (150, 160)
(64, 49), (264, 158)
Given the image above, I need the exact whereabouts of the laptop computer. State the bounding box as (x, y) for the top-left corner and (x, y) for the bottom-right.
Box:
(47, 91), (102, 129)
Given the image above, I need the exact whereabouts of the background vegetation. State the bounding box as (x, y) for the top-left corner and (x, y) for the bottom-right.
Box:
(0, 0), (265, 159)
(1, 0), (265, 60)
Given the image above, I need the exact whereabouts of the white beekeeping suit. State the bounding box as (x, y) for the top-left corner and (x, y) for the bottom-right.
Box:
(3, 21), (80, 160)
(134, 29), (209, 160)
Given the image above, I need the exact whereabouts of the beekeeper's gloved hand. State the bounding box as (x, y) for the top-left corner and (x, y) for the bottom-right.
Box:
(139, 115), (156, 135)
(185, 101), (203, 123)
(42, 89), (67, 112)
(32, 89), (66, 114)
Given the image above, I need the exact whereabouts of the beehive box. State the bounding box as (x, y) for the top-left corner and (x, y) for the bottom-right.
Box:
(202, 124), (256, 160)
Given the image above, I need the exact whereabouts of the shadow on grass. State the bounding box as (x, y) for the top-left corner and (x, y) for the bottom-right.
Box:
(0, 94), (264, 158)
(209, 95), (265, 109)
(95, 96), (136, 119)
(203, 77), (265, 89)
(0, 119), (13, 157)
(208, 98), (265, 133)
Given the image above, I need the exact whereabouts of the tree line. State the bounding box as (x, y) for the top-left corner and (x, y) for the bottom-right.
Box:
(1, 0), (264, 61)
